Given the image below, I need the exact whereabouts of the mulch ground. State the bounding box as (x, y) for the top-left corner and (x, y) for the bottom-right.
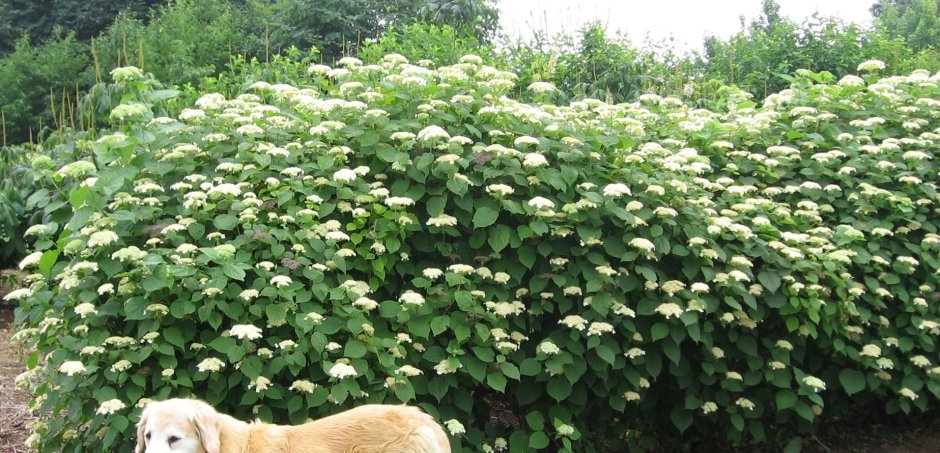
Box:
(0, 268), (33, 452)
(0, 319), (32, 452)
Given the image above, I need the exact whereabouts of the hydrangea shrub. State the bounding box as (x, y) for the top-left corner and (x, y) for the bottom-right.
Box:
(10, 57), (940, 452)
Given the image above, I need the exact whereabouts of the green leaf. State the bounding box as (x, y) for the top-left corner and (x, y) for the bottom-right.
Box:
(794, 401), (815, 422)
(213, 214), (238, 231)
(142, 276), (167, 292)
(488, 224), (512, 252)
(520, 358), (541, 376)
(472, 206), (499, 229)
(222, 263), (246, 281)
(547, 378), (571, 401)
(487, 371), (507, 392)
(662, 340), (680, 365)
(500, 362), (521, 380)
(462, 356), (487, 382)
(509, 432), (529, 453)
(529, 431), (550, 449)
(428, 377), (449, 401)
(525, 411), (545, 430)
(651, 323), (669, 341)
(737, 335), (757, 356)
(360, 131), (380, 147)
(595, 345), (616, 365)
(519, 247), (535, 269)
(839, 369), (866, 396)
(266, 304), (288, 325)
(344, 340), (367, 359)
(39, 250), (60, 274)
(431, 316), (449, 335)
(670, 407), (693, 433)
(782, 437), (803, 453)
(776, 390), (798, 410)
(394, 382), (416, 402)
(758, 271), (782, 293)
(163, 327), (185, 348)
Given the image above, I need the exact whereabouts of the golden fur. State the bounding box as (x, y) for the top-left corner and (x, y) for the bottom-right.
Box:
(135, 398), (451, 453)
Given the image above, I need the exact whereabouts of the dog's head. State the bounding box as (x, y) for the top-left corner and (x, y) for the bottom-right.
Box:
(135, 399), (221, 453)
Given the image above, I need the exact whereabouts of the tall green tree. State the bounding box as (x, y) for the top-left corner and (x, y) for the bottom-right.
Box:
(418, 0), (499, 41)
(264, 0), (399, 59)
(261, 0), (498, 61)
(871, 0), (940, 51)
(871, 0), (940, 17)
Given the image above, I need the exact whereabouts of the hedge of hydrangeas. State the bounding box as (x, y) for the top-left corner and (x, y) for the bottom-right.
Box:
(8, 55), (940, 452)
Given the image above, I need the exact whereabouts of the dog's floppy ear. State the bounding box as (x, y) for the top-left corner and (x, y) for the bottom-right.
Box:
(135, 408), (149, 453)
(192, 402), (221, 453)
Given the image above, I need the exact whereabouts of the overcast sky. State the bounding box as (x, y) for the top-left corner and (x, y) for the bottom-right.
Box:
(498, 0), (877, 51)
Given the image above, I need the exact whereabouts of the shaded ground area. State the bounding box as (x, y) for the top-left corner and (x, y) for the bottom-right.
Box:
(807, 414), (940, 453)
(0, 268), (938, 452)
(1, 268), (33, 452)
(0, 310), (32, 452)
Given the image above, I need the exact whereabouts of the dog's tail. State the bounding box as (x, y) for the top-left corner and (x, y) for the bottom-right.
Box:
(412, 424), (451, 453)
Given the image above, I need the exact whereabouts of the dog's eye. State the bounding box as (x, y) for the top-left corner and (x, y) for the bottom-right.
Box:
(145, 432), (151, 440)
(168, 435), (181, 444)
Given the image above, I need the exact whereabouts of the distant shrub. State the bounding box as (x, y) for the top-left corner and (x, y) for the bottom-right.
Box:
(92, 0), (258, 88)
(358, 22), (494, 66)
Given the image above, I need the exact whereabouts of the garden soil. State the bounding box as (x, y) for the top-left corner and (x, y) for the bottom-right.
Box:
(0, 312), (32, 452)
(0, 272), (938, 452)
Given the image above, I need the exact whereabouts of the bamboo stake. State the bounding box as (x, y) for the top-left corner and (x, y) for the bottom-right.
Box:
(122, 34), (129, 67)
(60, 88), (68, 132)
(92, 37), (102, 83)
(139, 39), (145, 70)
(50, 88), (59, 130)
(74, 86), (80, 131)
(66, 88), (76, 133)
(265, 25), (270, 63)
(87, 88), (95, 130)
(1, 109), (6, 147)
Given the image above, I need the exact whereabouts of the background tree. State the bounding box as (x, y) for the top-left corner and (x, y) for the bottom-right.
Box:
(0, 0), (167, 55)
(418, 0), (499, 42)
(871, 0), (940, 51)
(262, 0), (498, 60)
(870, 0), (940, 17)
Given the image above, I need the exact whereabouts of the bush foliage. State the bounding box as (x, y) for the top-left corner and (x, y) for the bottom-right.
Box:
(9, 56), (940, 452)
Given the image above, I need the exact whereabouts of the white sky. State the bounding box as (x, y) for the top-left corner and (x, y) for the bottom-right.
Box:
(498, 0), (877, 51)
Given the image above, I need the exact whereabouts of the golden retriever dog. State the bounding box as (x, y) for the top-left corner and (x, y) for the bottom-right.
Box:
(135, 398), (451, 453)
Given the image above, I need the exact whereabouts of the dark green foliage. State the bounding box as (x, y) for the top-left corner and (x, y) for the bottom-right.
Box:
(92, 0), (258, 87)
(502, 23), (703, 105)
(265, 0), (392, 60)
(872, 0), (940, 52)
(703, 0), (940, 101)
(0, 146), (31, 266)
(0, 0), (167, 55)
(260, 0), (498, 61)
(871, 0), (940, 18)
(0, 34), (90, 142)
(418, 0), (499, 42)
(197, 46), (323, 100)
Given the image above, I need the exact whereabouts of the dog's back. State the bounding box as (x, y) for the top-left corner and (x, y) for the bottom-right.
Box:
(282, 404), (451, 453)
